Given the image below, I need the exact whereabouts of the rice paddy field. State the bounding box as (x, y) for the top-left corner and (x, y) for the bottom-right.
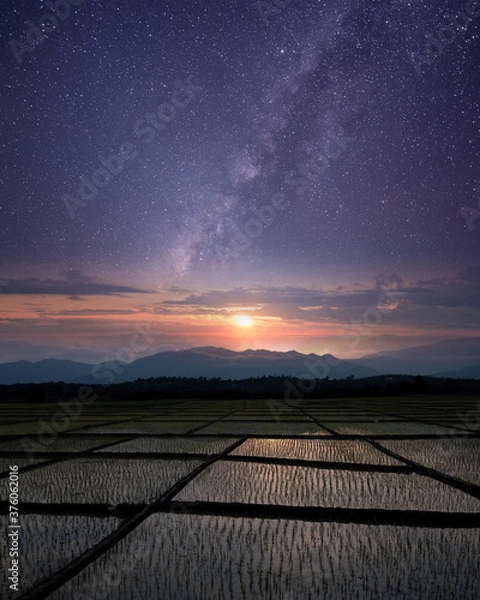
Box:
(0, 396), (479, 599)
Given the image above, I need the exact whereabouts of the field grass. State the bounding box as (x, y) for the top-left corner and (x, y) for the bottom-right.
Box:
(379, 438), (480, 486)
(0, 515), (120, 600)
(176, 461), (480, 511)
(0, 457), (203, 505)
(230, 438), (402, 464)
(81, 420), (210, 434)
(198, 421), (329, 435)
(323, 421), (455, 435)
(0, 457), (47, 474)
(0, 435), (129, 453)
(49, 514), (480, 600)
(0, 396), (479, 598)
(95, 436), (240, 455)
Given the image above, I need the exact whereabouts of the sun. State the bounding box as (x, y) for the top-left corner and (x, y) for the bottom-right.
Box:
(235, 315), (253, 327)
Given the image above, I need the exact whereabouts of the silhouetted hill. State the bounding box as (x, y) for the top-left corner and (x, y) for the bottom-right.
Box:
(0, 347), (375, 385)
(0, 359), (93, 385)
(354, 337), (480, 377)
(433, 364), (480, 379)
(2, 339), (480, 385)
(86, 347), (376, 384)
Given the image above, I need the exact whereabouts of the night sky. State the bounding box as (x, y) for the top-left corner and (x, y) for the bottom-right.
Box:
(1, 0), (480, 363)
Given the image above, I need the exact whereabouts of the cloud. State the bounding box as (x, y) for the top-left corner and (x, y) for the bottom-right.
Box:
(59, 269), (94, 283)
(161, 286), (326, 308)
(154, 306), (230, 317)
(57, 309), (137, 316)
(373, 270), (404, 289)
(158, 268), (480, 331)
(411, 265), (480, 308)
(162, 284), (394, 312)
(1, 270), (155, 296)
(459, 265), (480, 283)
(160, 284), (398, 325)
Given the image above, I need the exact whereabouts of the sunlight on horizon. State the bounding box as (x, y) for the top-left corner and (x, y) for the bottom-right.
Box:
(235, 315), (253, 328)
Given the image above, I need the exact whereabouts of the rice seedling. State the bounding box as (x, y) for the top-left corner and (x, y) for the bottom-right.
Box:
(0, 458), (47, 474)
(0, 422), (54, 436)
(81, 421), (204, 434)
(324, 421), (456, 435)
(95, 436), (240, 455)
(230, 438), (402, 465)
(176, 461), (480, 512)
(0, 458), (202, 505)
(379, 439), (480, 486)
(197, 421), (328, 436)
(0, 435), (129, 453)
(227, 415), (311, 421)
(49, 514), (480, 600)
(0, 514), (119, 599)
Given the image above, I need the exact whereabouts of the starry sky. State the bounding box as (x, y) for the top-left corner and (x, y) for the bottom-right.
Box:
(1, 0), (480, 364)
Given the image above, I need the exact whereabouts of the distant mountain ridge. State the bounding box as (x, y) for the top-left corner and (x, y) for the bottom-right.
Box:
(87, 347), (375, 385)
(353, 338), (480, 377)
(0, 347), (374, 385)
(0, 359), (94, 385)
(0, 338), (479, 385)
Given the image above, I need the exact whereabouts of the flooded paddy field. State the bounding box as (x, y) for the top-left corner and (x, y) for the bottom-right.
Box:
(0, 397), (479, 599)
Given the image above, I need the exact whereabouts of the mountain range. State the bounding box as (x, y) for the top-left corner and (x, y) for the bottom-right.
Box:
(354, 337), (480, 378)
(0, 338), (478, 385)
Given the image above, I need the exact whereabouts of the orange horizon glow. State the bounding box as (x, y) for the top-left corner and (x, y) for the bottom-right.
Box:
(1, 289), (477, 363)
